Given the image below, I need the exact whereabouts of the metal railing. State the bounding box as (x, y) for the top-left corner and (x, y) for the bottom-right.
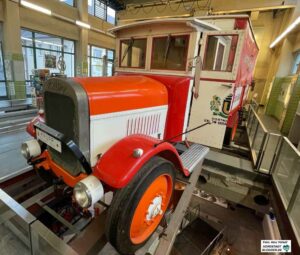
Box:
(246, 105), (282, 174)
(0, 189), (78, 255)
(246, 106), (300, 244)
(271, 137), (300, 245)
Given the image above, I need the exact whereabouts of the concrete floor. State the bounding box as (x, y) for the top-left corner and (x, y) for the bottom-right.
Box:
(190, 196), (264, 255)
(0, 129), (31, 182)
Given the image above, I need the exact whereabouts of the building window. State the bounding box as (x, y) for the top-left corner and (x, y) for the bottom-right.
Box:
(151, 35), (189, 71)
(120, 38), (147, 68)
(60, 0), (75, 7)
(21, 29), (75, 95)
(291, 51), (300, 74)
(88, 0), (116, 25)
(0, 42), (7, 99)
(88, 45), (114, 77)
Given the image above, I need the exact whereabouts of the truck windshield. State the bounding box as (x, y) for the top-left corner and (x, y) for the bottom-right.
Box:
(203, 34), (238, 72)
(120, 38), (147, 68)
(151, 35), (189, 71)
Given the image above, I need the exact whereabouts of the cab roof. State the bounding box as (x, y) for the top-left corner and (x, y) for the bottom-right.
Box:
(108, 15), (252, 34)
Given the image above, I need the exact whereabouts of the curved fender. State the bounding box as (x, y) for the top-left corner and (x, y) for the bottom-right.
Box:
(26, 114), (45, 138)
(93, 134), (188, 189)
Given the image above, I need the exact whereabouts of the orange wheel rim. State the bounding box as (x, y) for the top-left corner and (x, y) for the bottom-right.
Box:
(130, 173), (173, 244)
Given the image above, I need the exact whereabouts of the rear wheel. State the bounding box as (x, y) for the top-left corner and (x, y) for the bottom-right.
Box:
(106, 156), (175, 255)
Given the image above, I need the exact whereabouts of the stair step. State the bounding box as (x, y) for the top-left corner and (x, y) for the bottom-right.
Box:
(180, 143), (209, 173)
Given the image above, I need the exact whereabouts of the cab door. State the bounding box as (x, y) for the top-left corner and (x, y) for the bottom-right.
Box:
(188, 30), (244, 149)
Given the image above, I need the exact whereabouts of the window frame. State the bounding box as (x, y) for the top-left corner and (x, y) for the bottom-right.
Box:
(60, 0), (76, 8)
(21, 28), (76, 95)
(88, 44), (115, 77)
(88, 0), (116, 25)
(119, 38), (147, 69)
(150, 34), (190, 71)
(0, 41), (8, 99)
(202, 33), (239, 73)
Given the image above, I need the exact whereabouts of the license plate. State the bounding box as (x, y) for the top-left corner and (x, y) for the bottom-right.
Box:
(36, 128), (62, 153)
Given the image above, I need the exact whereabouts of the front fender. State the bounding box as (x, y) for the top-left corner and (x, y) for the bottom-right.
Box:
(93, 135), (187, 189)
(26, 114), (45, 138)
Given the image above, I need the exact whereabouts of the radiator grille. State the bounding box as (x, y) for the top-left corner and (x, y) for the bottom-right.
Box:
(44, 91), (83, 176)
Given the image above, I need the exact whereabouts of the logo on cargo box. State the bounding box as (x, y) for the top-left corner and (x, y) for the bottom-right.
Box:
(210, 94), (232, 118)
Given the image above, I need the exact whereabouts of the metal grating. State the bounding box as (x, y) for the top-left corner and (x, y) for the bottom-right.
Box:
(180, 143), (209, 173)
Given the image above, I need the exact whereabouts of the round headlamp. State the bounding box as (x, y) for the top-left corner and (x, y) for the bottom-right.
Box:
(21, 140), (41, 160)
(73, 175), (104, 208)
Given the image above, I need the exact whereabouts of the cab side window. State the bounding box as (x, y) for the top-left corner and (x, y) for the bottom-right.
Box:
(203, 35), (238, 72)
(151, 35), (189, 71)
(120, 38), (147, 68)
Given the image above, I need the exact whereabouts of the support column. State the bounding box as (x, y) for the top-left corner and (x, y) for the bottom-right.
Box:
(2, 0), (26, 100)
(76, 0), (89, 77)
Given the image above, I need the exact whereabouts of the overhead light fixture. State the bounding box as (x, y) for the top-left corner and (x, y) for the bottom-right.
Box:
(75, 20), (91, 29)
(20, 0), (52, 16)
(270, 16), (300, 48)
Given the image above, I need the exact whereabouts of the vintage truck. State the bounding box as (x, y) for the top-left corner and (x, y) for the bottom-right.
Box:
(21, 15), (258, 254)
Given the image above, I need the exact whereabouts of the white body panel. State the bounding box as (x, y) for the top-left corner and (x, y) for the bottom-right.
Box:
(89, 105), (168, 166)
(188, 81), (233, 149)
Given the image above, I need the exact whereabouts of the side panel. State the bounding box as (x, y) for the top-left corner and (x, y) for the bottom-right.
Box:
(116, 72), (192, 142)
(188, 81), (232, 149)
(90, 105), (168, 166)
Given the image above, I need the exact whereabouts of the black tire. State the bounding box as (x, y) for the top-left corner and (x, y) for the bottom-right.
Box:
(106, 156), (175, 255)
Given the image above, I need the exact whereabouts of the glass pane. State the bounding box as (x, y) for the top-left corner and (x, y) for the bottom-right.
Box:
(249, 118), (258, 145)
(88, 45), (90, 57)
(34, 33), (63, 51)
(64, 53), (75, 77)
(151, 35), (189, 70)
(273, 140), (300, 208)
(107, 7), (116, 25)
(203, 35), (238, 72)
(252, 124), (266, 163)
(0, 82), (7, 97)
(91, 46), (105, 58)
(22, 47), (35, 80)
(63, 39), (75, 53)
(291, 51), (300, 75)
(36, 49), (60, 73)
(289, 187), (300, 244)
(91, 57), (103, 76)
(121, 39), (146, 68)
(0, 43), (5, 80)
(60, 0), (74, 6)
(88, 0), (95, 15)
(26, 81), (31, 96)
(107, 50), (114, 60)
(95, 0), (106, 20)
(21, 30), (33, 47)
(107, 61), (113, 76)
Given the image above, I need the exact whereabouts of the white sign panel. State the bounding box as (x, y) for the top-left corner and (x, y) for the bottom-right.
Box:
(188, 81), (232, 149)
(231, 86), (243, 110)
(261, 240), (291, 253)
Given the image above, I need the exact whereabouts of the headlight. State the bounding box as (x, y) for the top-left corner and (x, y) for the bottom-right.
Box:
(21, 140), (41, 160)
(74, 175), (104, 208)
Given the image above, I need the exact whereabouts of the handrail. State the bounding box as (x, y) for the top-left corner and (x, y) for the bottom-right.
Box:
(249, 105), (268, 133)
(200, 227), (226, 255)
(282, 136), (300, 157)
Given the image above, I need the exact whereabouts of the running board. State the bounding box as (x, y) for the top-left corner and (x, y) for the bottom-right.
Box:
(180, 143), (209, 174)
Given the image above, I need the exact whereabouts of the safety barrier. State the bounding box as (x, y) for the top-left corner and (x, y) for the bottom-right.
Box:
(246, 106), (300, 244)
(246, 105), (282, 174)
(272, 137), (300, 243)
(0, 189), (78, 255)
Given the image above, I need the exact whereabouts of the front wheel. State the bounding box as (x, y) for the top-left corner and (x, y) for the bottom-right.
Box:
(106, 156), (175, 255)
